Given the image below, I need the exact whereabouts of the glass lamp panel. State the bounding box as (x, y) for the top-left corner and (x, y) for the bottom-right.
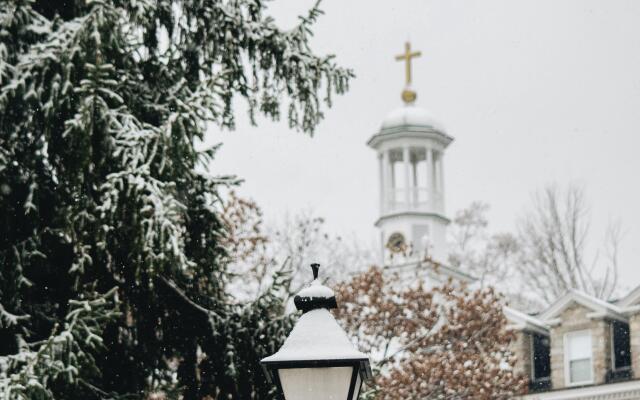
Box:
(350, 373), (361, 400)
(279, 366), (353, 400)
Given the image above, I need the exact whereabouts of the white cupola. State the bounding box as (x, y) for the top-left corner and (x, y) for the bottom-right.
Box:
(368, 42), (453, 264)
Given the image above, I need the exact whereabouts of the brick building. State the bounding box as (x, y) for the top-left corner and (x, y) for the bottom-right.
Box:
(508, 288), (640, 399)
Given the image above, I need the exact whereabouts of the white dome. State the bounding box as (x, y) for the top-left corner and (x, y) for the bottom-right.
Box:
(380, 104), (444, 132)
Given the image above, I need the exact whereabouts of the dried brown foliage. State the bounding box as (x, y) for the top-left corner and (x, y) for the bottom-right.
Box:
(220, 191), (269, 264)
(334, 266), (527, 400)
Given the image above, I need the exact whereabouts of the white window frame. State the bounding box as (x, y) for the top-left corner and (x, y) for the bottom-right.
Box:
(530, 335), (537, 381)
(564, 329), (594, 386)
(611, 323), (619, 372)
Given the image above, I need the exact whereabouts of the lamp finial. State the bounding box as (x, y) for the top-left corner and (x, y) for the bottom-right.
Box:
(310, 263), (320, 280)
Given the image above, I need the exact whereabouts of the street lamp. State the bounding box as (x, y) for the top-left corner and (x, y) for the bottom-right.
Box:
(261, 263), (372, 400)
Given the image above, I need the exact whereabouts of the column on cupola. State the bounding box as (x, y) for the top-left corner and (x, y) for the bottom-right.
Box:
(390, 151), (396, 204)
(433, 152), (441, 191)
(425, 148), (433, 208)
(378, 153), (384, 212)
(439, 151), (445, 212)
(412, 152), (419, 205)
(433, 151), (445, 211)
(382, 150), (391, 212)
(403, 146), (410, 207)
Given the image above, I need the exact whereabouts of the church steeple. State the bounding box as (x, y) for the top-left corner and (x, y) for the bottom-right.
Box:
(367, 43), (453, 264)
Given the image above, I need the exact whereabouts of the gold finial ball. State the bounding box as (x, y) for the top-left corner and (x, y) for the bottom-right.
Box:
(401, 89), (417, 104)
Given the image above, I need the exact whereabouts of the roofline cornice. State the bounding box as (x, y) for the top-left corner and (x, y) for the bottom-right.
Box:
(618, 285), (640, 308)
(622, 304), (640, 316)
(587, 310), (628, 323)
(367, 126), (454, 149)
(506, 323), (550, 337)
(518, 377), (640, 399)
(504, 306), (550, 335)
(539, 290), (627, 323)
(374, 211), (451, 226)
(383, 259), (476, 283)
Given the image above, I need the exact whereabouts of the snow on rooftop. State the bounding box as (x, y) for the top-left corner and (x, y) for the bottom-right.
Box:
(296, 279), (334, 298)
(261, 309), (367, 363)
(538, 288), (626, 322)
(504, 306), (549, 334)
(380, 103), (444, 132)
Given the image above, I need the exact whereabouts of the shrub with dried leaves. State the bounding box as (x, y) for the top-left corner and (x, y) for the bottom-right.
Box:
(334, 266), (527, 400)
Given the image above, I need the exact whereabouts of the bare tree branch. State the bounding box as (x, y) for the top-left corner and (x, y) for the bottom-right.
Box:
(516, 184), (620, 303)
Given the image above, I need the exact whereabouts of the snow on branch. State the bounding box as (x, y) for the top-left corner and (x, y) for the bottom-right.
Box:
(0, 288), (119, 400)
(0, 304), (29, 329)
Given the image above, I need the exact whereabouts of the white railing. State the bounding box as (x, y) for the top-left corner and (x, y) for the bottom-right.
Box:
(383, 188), (444, 214)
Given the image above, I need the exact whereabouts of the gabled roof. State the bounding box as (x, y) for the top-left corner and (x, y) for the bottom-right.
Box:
(385, 258), (476, 284)
(538, 289), (627, 324)
(504, 306), (549, 336)
(617, 284), (640, 309)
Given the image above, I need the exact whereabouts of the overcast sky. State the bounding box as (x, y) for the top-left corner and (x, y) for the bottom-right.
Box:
(205, 0), (640, 289)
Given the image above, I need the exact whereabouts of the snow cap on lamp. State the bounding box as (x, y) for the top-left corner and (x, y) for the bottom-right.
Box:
(260, 264), (372, 400)
(293, 263), (338, 313)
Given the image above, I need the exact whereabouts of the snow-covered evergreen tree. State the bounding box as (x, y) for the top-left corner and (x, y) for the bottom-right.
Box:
(0, 0), (351, 398)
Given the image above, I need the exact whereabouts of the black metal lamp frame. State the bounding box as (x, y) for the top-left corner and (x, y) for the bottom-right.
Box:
(261, 264), (372, 400)
(262, 358), (372, 400)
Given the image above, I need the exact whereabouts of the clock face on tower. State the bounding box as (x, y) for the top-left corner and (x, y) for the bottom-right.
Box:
(386, 232), (406, 254)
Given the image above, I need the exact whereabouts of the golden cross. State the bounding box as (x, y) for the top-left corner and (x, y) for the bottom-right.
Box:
(395, 42), (421, 86)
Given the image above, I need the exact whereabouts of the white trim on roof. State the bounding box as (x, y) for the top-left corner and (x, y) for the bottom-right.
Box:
(617, 285), (640, 309)
(519, 377), (640, 399)
(538, 290), (627, 324)
(384, 259), (476, 284)
(504, 306), (549, 336)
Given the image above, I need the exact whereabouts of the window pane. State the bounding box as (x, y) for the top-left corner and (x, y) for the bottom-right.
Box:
(568, 331), (591, 359)
(612, 321), (631, 369)
(411, 224), (430, 252)
(532, 334), (551, 379)
(570, 359), (592, 383)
